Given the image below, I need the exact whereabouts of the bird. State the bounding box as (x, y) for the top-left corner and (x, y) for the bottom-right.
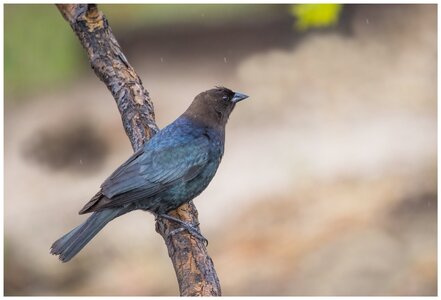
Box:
(50, 86), (249, 262)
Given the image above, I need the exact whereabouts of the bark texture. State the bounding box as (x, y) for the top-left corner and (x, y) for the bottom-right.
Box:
(56, 4), (221, 296)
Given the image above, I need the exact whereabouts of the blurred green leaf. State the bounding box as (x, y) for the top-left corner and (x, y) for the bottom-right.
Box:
(290, 4), (343, 31)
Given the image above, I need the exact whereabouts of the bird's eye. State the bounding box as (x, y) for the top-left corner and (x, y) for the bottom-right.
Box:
(222, 95), (229, 101)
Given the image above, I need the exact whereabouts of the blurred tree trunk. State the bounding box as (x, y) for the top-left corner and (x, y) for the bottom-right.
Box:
(56, 4), (221, 296)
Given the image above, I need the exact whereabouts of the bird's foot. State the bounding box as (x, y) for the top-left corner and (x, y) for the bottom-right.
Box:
(157, 214), (208, 246)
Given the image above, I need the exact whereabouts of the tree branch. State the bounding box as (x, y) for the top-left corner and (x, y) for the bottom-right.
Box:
(56, 4), (221, 296)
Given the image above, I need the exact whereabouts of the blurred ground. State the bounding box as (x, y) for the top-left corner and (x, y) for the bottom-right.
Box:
(4, 4), (437, 296)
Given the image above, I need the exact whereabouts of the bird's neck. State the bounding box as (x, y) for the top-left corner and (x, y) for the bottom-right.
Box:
(182, 104), (227, 131)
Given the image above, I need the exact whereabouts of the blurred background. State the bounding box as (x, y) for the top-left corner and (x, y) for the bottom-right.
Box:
(4, 4), (437, 296)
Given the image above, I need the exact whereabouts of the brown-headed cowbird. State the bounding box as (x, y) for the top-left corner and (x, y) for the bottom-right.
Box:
(50, 87), (249, 262)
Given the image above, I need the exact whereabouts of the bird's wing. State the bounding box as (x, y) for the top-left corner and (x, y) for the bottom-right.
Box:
(78, 147), (146, 214)
(105, 146), (144, 182)
(99, 134), (210, 205)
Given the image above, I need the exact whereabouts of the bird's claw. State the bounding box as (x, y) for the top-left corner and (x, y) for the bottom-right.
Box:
(158, 214), (209, 246)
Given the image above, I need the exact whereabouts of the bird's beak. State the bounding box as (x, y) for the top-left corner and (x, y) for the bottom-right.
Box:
(231, 92), (249, 103)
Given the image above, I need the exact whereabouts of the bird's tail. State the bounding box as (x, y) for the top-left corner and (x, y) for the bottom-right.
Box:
(50, 207), (128, 262)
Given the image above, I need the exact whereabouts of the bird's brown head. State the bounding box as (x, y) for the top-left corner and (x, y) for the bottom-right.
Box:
(183, 86), (249, 128)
